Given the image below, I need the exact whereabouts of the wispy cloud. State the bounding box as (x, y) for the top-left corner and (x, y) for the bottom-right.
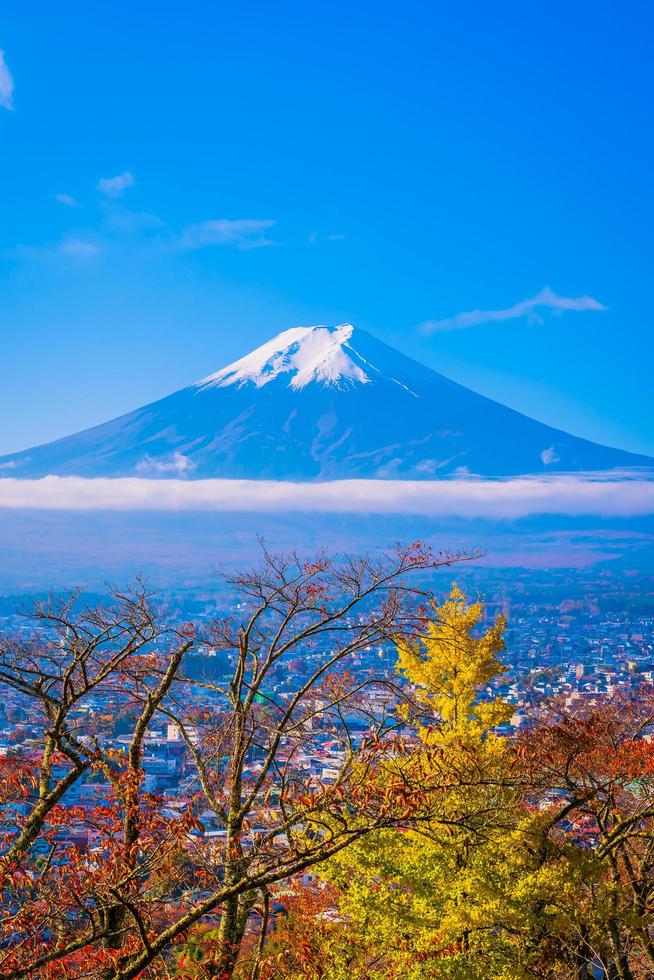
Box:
(55, 193), (79, 208)
(421, 286), (608, 333)
(58, 238), (101, 259)
(0, 475), (652, 518)
(97, 171), (135, 199)
(100, 203), (165, 234)
(0, 50), (14, 110)
(540, 446), (561, 465)
(135, 453), (196, 476)
(178, 219), (277, 251)
(9, 236), (101, 262)
(308, 232), (345, 244)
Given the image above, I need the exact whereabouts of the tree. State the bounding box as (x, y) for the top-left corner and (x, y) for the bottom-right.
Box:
(514, 695), (654, 978)
(260, 586), (519, 979)
(219, 589), (654, 980)
(0, 542), (469, 979)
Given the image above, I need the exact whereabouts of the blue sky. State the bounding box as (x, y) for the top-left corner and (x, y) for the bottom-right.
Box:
(0, 0), (652, 457)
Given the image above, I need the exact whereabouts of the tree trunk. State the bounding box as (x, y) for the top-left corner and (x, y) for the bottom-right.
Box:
(607, 918), (634, 980)
(212, 891), (257, 978)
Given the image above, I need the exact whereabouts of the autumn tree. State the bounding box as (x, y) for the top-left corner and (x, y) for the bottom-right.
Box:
(513, 695), (654, 978)
(260, 599), (654, 979)
(0, 542), (470, 979)
(259, 585), (521, 979)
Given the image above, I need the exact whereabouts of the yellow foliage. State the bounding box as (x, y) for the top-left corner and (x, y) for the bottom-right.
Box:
(396, 584), (511, 737)
(301, 588), (528, 978)
(262, 589), (650, 980)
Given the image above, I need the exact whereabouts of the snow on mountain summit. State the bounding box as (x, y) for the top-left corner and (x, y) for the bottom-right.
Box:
(1, 323), (652, 481)
(196, 324), (372, 390)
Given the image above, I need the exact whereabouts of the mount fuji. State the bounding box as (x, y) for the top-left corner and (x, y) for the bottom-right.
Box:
(2, 324), (651, 481)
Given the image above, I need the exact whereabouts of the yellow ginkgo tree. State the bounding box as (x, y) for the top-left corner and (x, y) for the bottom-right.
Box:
(261, 586), (529, 979)
(258, 588), (654, 980)
(396, 583), (510, 736)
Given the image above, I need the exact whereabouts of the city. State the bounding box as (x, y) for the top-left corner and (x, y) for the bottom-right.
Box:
(1, 565), (653, 810)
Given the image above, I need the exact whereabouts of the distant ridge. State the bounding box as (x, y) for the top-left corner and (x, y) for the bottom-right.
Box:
(1, 324), (651, 480)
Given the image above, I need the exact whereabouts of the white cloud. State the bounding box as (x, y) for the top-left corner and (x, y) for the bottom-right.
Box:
(8, 237), (101, 262)
(101, 205), (165, 234)
(58, 238), (100, 258)
(421, 286), (608, 333)
(136, 453), (196, 476)
(55, 193), (79, 208)
(540, 446), (561, 465)
(0, 475), (652, 518)
(308, 232), (345, 244)
(0, 50), (14, 110)
(97, 171), (135, 199)
(179, 219), (277, 251)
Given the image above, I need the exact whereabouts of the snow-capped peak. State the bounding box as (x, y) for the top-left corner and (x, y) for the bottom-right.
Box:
(195, 324), (371, 391)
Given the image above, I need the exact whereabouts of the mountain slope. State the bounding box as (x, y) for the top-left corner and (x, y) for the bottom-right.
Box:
(1, 324), (651, 480)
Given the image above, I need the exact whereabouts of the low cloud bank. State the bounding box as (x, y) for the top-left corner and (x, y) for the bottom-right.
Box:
(0, 476), (653, 519)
